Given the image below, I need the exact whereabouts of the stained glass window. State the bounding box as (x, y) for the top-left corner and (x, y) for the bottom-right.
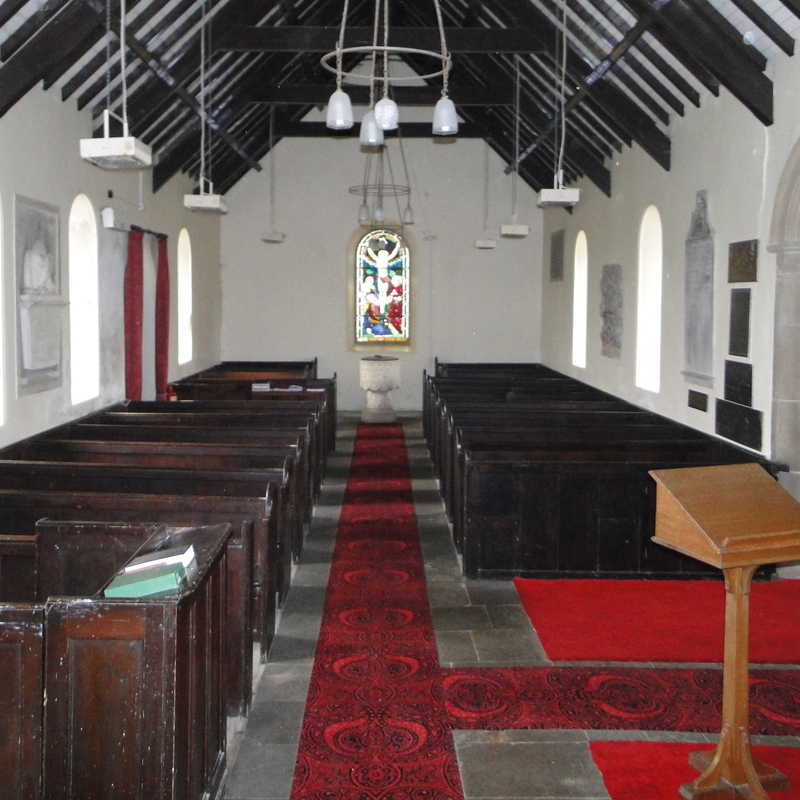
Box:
(355, 229), (409, 344)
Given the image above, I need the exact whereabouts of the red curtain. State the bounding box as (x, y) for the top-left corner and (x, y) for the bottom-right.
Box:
(123, 230), (144, 401)
(155, 237), (170, 400)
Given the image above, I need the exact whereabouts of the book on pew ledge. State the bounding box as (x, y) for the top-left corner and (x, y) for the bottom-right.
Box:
(104, 563), (188, 598)
(124, 543), (196, 574)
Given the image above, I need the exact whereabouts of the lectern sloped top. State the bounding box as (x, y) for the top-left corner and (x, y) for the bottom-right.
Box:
(649, 462), (800, 568)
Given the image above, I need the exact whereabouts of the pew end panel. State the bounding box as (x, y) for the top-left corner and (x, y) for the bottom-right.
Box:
(0, 602), (44, 800)
(0, 533), (38, 601)
(43, 523), (231, 800)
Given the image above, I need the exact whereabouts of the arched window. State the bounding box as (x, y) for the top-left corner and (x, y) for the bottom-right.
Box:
(572, 231), (588, 369)
(635, 205), (663, 392)
(69, 194), (99, 404)
(177, 228), (193, 364)
(355, 229), (410, 343)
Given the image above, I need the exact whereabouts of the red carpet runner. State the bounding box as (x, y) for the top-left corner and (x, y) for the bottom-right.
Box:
(290, 425), (464, 799)
(513, 578), (800, 663)
(443, 666), (800, 734)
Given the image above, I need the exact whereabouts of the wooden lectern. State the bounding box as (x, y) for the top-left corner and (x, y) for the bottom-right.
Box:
(649, 462), (800, 800)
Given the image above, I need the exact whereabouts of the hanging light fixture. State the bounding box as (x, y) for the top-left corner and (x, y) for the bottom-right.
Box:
(326, 0), (354, 129)
(261, 108), (286, 243)
(500, 56), (529, 238)
(184, 0), (228, 214)
(80, 0), (152, 169)
(538, 0), (580, 208)
(349, 139), (413, 227)
(322, 0), (456, 138)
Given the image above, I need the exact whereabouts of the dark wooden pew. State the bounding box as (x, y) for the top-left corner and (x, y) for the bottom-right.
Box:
(93, 408), (328, 487)
(196, 359), (318, 378)
(169, 380), (338, 452)
(1, 437), (309, 579)
(425, 362), (779, 581)
(1, 520), (231, 800)
(65, 422), (322, 504)
(0, 488), (268, 718)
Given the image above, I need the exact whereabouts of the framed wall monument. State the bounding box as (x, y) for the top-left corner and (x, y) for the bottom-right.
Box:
(15, 195), (65, 395)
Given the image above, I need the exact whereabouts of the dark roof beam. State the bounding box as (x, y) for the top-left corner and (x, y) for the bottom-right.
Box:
(247, 84), (509, 106)
(725, 0), (794, 56)
(622, 0), (773, 125)
(213, 25), (549, 54)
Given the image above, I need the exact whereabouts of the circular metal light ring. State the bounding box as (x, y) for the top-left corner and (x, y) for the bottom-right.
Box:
(348, 183), (410, 197)
(321, 46), (450, 84)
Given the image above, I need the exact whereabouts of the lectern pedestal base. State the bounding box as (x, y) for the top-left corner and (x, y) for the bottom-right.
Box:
(679, 738), (789, 800)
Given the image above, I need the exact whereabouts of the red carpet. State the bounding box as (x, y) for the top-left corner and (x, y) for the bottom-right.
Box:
(590, 741), (800, 800)
(444, 666), (800, 734)
(290, 425), (463, 799)
(514, 578), (800, 663)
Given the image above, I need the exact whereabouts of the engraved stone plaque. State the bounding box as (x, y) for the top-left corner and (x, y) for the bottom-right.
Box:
(725, 360), (753, 407)
(600, 263), (623, 359)
(684, 191), (714, 382)
(550, 229), (565, 281)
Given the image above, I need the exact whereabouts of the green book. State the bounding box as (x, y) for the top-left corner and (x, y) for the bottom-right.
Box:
(104, 563), (187, 598)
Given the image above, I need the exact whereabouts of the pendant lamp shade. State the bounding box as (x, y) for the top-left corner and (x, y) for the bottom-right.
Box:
(433, 97), (458, 135)
(374, 97), (399, 130)
(358, 202), (370, 225)
(374, 203), (385, 222)
(326, 89), (354, 130)
(402, 204), (415, 225)
(360, 111), (384, 147)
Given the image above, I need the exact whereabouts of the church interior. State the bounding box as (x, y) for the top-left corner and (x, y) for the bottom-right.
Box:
(3, 0), (800, 798)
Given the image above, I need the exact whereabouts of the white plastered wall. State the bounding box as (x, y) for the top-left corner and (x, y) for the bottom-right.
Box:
(540, 50), (800, 460)
(0, 84), (222, 447)
(220, 132), (544, 411)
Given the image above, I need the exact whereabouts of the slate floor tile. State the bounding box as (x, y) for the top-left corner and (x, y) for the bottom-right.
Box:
(426, 581), (470, 608)
(436, 629), (479, 665)
(456, 740), (609, 799)
(432, 604), (492, 630)
(471, 626), (549, 663)
(487, 604), (533, 628)
(239, 701), (306, 745)
(224, 742), (299, 799)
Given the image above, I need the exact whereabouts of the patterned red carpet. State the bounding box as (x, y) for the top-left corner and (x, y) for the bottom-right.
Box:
(513, 577), (800, 663)
(290, 425), (464, 799)
(443, 666), (800, 734)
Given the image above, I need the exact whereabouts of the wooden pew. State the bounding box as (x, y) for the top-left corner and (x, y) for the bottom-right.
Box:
(0, 489), (267, 718)
(0, 439), (307, 588)
(425, 362), (778, 580)
(118, 396), (332, 463)
(65, 422), (322, 505)
(1, 520), (230, 800)
(196, 359), (319, 378)
(93, 408), (328, 488)
(458, 445), (767, 579)
(0, 456), (291, 602)
(169, 379), (338, 453)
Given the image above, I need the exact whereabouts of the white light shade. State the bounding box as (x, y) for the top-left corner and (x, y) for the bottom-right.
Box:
(326, 89), (354, 130)
(402, 204), (414, 224)
(374, 97), (399, 130)
(359, 111), (384, 146)
(358, 202), (370, 225)
(373, 204), (385, 222)
(433, 97), (458, 135)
